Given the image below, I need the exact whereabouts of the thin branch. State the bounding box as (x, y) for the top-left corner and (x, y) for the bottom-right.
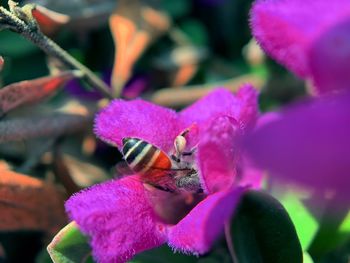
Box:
(0, 3), (113, 99)
(16, 138), (57, 174)
(52, 140), (81, 196)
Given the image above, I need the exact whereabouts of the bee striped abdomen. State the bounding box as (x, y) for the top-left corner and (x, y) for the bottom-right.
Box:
(122, 138), (172, 175)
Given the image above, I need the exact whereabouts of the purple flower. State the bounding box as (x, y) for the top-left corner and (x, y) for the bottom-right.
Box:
(251, 0), (350, 94)
(244, 92), (350, 200)
(65, 86), (262, 263)
(65, 70), (149, 101)
(245, 0), (350, 200)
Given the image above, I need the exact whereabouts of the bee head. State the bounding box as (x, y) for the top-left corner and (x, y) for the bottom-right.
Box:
(122, 137), (131, 145)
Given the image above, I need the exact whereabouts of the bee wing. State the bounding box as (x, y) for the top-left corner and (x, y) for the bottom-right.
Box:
(149, 166), (192, 177)
(114, 161), (134, 177)
(115, 162), (175, 177)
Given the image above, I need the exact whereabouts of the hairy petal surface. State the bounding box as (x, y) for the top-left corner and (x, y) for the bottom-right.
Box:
(251, 0), (350, 93)
(179, 86), (258, 145)
(65, 176), (166, 263)
(167, 187), (245, 255)
(235, 85), (259, 130)
(244, 92), (350, 199)
(94, 99), (180, 152)
(197, 116), (241, 194)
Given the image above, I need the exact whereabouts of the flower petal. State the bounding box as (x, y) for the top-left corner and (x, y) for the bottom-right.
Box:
(179, 86), (258, 145)
(237, 156), (264, 189)
(167, 187), (245, 255)
(251, 0), (350, 85)
(65, 176), (166, 263)
(94, 99), (180, 152)
(309, 19), (350, 94)
(197, 116), (241, 193)
(244, 91), (350, 199)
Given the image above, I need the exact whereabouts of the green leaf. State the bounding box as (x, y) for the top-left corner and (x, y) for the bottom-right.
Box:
(130, 245), (197, 263)
(0, 31), (38, 57)
(308, 203), (350, 260)
(47, 221), (94, 263)
(231, 190), (303, 263)
(161, 0), (190, 19)
(197, 246), (232, 263)
(179, 19), (209, 46)
(303, 252), (314, 263)
(280, 192), (318, 250)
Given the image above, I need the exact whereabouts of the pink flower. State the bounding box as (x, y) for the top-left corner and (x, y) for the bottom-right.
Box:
(245, 92), (350, 199)
(65, 86), (262, 263)
(251, 0), (350, 94)
(245, 0), (350, 200)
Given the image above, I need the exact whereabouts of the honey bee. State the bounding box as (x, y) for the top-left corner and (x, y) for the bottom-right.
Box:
(120, 129), (202, 193)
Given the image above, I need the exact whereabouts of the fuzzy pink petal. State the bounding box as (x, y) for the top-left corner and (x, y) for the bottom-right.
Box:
(94, 99), (181, 152)
(65, 176), (167, 263)
(244, 91), (350, 199)
(167, 187), (245, 255)
(179, 86), (258, 146)
(251, 0), (350, 81)
(309, 19), (350, 94)
(197, 116), (241, 194)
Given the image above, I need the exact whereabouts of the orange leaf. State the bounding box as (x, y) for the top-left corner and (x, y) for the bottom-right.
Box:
(31, 5), (70, 35)
(0, 167), (66, 234)
(109, 0), (170, 96)
(171, 63), (198, 87)
(0, 113), (90, 143)
(0, 71), (76, 116)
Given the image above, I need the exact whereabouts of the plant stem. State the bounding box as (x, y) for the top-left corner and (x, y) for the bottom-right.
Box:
(0, 4), (113, 99)
(308, 194), (350, 260)
(52, 140), (81, 196)
(224, 221), (239, 263)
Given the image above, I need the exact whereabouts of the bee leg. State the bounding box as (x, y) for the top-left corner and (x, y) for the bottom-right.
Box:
(171, 154), (181, 163)
(155, 185), (173, 192)
(181, 146), (197, 156)
(146, 183), (175, 193)
(175, 173), (202, 193)
(182, 151), (193, 156)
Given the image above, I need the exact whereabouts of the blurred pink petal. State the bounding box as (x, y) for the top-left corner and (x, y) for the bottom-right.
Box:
(251, 0), (350, 94)
(244, 91), (350, 197)
(167, 187), (245, 255)
(65, 176), (167, 263)
(255, 112), (281, 129)
(309, 19), (350, 94)
(237, 157), (264, 189)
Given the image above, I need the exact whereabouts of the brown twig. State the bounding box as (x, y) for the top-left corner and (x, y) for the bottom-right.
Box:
(0, 2), (113, 99)
(150, 74), (265, 108)
(16, 138), (57, 174)
(52, 141), (81, 196)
